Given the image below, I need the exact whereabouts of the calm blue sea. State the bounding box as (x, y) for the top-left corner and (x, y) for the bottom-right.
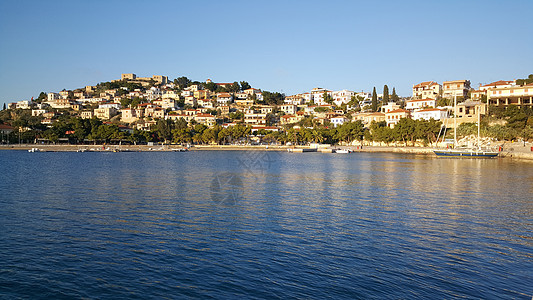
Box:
(0, 150), (531, 299)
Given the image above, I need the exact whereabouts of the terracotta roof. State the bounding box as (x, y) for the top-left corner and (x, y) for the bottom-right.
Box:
(415, 108), (445, 112)
(407, 98), (435, 103)
(386, 109), (409, 114)
(0, 124), (14, 130)
(413, 81), (438, 88)
(196, 113), (215, 118)
(443, 80), (468, 84)
(481, 80), (513, 87)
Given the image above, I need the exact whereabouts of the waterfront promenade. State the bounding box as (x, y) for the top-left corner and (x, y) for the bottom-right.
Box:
(2, 142), (533, 160)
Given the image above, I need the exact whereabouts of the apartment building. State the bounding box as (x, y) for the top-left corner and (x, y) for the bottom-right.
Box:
(412, 81), (441, 99)
(487, 83), (533, 107)
(442, 80), (471, 99)
(405, 99), (436, 111)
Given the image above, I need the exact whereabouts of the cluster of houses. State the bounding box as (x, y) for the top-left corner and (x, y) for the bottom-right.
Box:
(408, 78), (533, 127)
(6, 73), (533, 134)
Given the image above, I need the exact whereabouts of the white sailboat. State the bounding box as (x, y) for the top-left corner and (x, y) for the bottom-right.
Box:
(433, 95), (499, 158)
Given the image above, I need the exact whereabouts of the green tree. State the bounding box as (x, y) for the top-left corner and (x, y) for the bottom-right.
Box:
(36, 92), (47, 103)
(393, 118), (417, 145)
(323, 91), (334, 104)
(229, 111), (244, 122)
(155, 119), (174, 143)
(515, 74), (533, 86)
(239, 81), (251, 90)
(121, 98), (132, 108)
(262, 91), (285, 105)
(391, 88), (399, 102)
(2, 103), (6, 110)
(371, 87), (378, 112)
(174, 76), (191, 89)
(335, 121), (365, 143)
(172, 128), (192, 144)
(414, 119), (442, 144)
(204, 81), (218, 92)
(383, 85), (389, 104)
(520, 125), (533, 142)
(228, 82), (240, 93)
(436, 97), (450, 107)
(507, 112), (528, 129)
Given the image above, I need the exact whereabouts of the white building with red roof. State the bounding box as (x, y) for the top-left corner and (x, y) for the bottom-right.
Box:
(412, 81), (441, 99)
(385, 109), (410, 128)
(412, 108), (448, 121)
(405, 98), (436, 111)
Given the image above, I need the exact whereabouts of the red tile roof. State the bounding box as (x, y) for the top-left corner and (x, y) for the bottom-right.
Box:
(386, 109), (409, 114)
(413, 81), (438, 88)
(481, 80), (513, 87)
(415, 108), (445, 112)
(407, 98), (435, 102)
(196, 113), (215, 118)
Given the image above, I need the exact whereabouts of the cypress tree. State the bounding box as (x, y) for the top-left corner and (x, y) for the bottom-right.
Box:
(371, 87), (378, 112)
(2, 103), (5, 110)
(391, 87), (399, 102)
(383, 85), (389, 104)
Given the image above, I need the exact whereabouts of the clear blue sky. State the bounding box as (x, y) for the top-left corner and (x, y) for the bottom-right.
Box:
(1, 0), (532, 106)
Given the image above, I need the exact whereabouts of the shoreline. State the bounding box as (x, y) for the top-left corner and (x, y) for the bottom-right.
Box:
(2, 143), (533, 160)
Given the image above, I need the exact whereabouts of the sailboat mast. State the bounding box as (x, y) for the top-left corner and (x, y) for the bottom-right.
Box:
(454, 95), (457, 146)
(477, 103), (481, 148)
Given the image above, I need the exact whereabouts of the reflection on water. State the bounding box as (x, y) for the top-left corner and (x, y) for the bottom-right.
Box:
(0, 151), (531, 299)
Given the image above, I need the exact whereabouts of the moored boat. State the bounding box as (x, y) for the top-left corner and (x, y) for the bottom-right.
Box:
(433, 96), (499, 158)
(335, 149), (352, 154)
(433, 148), (499, 158)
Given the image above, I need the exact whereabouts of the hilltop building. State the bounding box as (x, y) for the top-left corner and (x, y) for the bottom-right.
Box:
(412, 81), (441, 99)
(442, 80), (471, 99)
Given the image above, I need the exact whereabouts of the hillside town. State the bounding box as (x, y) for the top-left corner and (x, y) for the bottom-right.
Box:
(1, 73), (532, 146)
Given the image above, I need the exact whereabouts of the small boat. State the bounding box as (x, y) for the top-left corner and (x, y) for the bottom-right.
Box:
(335, 149), (352, 154)
(28, 148), (41, 152)
(171, 148), (188, 152)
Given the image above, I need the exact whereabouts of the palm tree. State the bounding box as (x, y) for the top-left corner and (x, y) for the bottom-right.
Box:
(312, 129), (324, 143)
